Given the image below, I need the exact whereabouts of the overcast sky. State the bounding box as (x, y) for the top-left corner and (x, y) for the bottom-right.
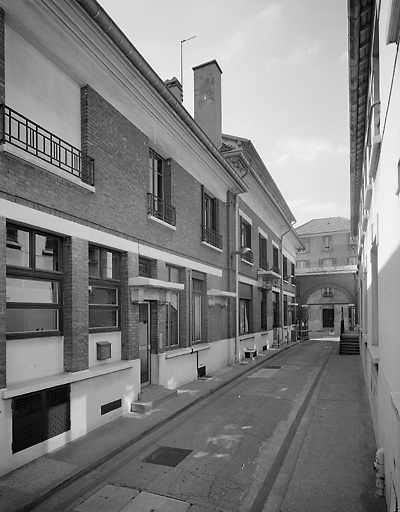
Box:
(99, 0), (349, 228)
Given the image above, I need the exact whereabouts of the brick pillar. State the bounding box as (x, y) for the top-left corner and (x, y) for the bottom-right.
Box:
(63, 237), (89, 372)
(121, 251), (139, 361)
(0, 217), (6, 388)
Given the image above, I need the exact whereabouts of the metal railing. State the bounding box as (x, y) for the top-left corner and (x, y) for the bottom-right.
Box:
(201, 225), (222, 249)
(259, 257), (269, 271)
(1, 105), (94, 185)
(147, 193), (176, 226)
(241, 249), (254, 264)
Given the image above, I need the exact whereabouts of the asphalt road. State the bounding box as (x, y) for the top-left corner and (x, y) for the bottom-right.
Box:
(31, 340), (353, 512)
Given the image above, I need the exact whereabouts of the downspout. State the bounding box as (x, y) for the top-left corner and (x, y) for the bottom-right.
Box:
(280, 225), (292, 339)
(235, 194), (240, 363)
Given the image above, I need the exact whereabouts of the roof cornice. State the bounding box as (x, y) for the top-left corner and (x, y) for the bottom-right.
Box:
(348, 0), (375, 236)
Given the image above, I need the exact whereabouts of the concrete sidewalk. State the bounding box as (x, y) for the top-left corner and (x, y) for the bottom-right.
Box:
(0, 340), (298, 512)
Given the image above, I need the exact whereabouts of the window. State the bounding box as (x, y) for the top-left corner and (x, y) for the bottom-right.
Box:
(148, 149), (175, 225)
(319, 258), (337, 267)
(283, 295), (288, 325)
(167, 266), (180, 347)
(272, 291), (279, 328)
(201, 186), (222, 249)
(261, 289), (268, 331)
(348, 234), (357, 249)
(283, 256), (288, 280)
(239, 299), (250, 334)
(296, 260), (310, 269)
(259, 234), (268, 270)
(139, 257), (152, 277)
(192, 277), (203, 343)
(298, 238), (309, 253)
(12, 385), (70, 453)
(322, 236), (332, 251)
(272, 245), (279, 273)
(239, 282), (252, 334)
(241, 218), (253, 263)
(89, 245), (121, 330)
(6, 225), (62, 337)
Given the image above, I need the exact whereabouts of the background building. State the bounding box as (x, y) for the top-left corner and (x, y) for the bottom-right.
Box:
(0, 0), (301, 476)
(347, 0), (400, 508)
(295, 217), (358, 336)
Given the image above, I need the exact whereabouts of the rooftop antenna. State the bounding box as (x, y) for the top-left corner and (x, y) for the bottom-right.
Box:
(180, 36), (196, 90)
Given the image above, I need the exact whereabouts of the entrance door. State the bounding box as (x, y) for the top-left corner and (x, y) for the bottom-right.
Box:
(323, 308), (334, 329)
(139, 303), (150, 386)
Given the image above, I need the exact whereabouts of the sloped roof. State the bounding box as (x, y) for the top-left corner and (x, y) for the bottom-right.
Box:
(296, 217), (350, 236)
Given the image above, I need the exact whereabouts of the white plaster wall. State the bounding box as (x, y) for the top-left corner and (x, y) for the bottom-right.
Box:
(6, 336), (63, 385)
(88, 332), (122, 367)
(0, 364), (139, 477)
(70, 364), (139, 439)
(5, 24), (81, 148)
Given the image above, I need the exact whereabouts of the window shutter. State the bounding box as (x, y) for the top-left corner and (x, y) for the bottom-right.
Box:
(319, 259), (323, 266)
(333, 258), (337, 265)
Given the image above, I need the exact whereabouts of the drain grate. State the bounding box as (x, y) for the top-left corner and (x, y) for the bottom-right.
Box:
(265, 365), (281, 369)
(143, 446), (192, 467)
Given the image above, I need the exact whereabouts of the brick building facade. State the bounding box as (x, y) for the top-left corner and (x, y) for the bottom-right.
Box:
(0, 0), (301, 475)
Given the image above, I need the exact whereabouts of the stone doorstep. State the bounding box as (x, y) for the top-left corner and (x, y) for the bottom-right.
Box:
(131, 385), (177, 414)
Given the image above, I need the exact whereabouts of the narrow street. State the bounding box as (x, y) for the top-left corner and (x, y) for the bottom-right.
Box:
(27, 339), (384, 512)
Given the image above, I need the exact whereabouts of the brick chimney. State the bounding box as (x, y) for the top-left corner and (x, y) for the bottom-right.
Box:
(193, 60), (223, 149)
(165, 77), (183, 104)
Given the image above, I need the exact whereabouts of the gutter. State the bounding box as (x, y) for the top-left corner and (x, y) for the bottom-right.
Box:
(75, 0), (247, 194)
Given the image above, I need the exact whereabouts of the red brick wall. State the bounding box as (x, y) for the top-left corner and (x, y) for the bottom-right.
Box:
(63, 237), (89, 372)
(120, 251), (139, 361)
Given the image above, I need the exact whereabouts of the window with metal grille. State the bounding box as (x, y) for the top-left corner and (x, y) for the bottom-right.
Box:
(6, 224), (63, 338)
(12, 385), (70, 453)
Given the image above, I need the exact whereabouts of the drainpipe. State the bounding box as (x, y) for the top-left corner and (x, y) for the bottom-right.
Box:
(235, 194), (240, 363)
(280, 224), (293, 338)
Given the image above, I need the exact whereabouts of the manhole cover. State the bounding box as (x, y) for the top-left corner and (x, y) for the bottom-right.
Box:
(143, 446), (192, 467)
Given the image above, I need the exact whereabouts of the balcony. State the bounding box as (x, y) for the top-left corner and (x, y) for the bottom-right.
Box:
(202, 225), (223, 250)
(241, 249), (254, 264)
(1, 104), (94, 185)
(147, 193), (176, 226)
(259, 257), (269, 271)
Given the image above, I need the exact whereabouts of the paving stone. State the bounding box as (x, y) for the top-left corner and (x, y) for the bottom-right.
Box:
(74, 484), (139, 512)
(120, 490), (190, 511)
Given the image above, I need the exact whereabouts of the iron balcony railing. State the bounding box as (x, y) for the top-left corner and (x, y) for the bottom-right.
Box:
(259, 257), (269, 271)
(241, 249), (254, 264)
(147, 193), (176, 226)
(1, 104), (94, 185)
(201, 225), (223, 249)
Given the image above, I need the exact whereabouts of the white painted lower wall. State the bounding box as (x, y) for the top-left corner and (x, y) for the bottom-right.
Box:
(155, 330), (277, 390)
(0, 361), (140, 477)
